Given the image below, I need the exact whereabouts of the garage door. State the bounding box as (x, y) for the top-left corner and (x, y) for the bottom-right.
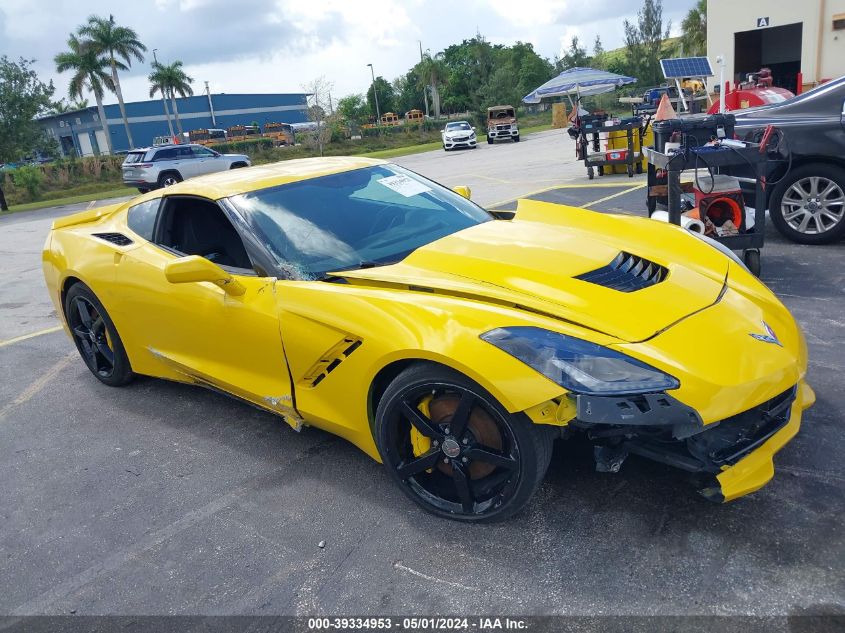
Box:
(77, 132), (93, 157)
(94, 129), (110, 155)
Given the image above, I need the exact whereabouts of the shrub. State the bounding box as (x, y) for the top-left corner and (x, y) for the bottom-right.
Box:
(210, 138), (274, 154)
(12, 165), (43, 201)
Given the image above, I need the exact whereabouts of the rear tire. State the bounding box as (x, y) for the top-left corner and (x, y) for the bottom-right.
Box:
(375, 363), (554, 523)
(64, 283), (134, 387)
(157, 171), (182, 188)
(769, 163), (845, 244)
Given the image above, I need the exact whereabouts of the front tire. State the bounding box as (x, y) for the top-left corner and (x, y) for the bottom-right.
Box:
(64, 283), (134, 387)
(375, 364), (554, 523)
(769, 164), (845, 244)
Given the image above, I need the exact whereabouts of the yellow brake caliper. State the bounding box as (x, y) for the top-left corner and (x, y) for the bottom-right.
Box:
(410, 395), (433, 466)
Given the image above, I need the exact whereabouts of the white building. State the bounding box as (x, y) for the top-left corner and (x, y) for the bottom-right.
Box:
(707, 0), (845, 93)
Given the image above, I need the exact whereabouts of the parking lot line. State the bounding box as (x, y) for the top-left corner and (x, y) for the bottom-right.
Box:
(0, 325), (63, 349)
(486, 182), (643, 210)
(0, 351), (75, 422)
(582, 183), (647, 209)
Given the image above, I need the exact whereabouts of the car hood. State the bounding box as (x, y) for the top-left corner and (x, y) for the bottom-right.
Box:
(335, 200), (730, 343)
(443, 130), (473, 137)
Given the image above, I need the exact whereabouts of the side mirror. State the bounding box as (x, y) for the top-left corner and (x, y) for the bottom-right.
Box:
(164, 255), (246, 296)
(471, 126), (476, 131)
(452, 185), (471, 200)
(441, 129), (446, 133)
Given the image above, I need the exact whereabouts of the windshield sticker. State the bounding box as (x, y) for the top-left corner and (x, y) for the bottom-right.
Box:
(376, 174), (431, 198)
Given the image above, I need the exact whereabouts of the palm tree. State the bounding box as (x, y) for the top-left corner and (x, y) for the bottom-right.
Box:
(48, 98), (92, 114)
(79, 15), (147, 149)
(148, 64), (175, 138)
(55, 34), (115, 154)
(149, 61), (193, 137)
(416, 52), (447, 118)
(680, 0), (707, 56)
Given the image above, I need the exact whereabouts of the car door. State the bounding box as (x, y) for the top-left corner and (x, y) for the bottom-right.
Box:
(112, 194), (299, 426)
(173, 145), (200, 178)
(841, 97), (845, 133)
(189, 145), (221, 175)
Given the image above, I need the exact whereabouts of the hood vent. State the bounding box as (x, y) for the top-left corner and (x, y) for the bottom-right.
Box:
(92, 232), (134, 246)
(575, 251), (667, 292)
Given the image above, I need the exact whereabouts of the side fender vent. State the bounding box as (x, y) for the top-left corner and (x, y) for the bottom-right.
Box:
(301, 338), (363, 388)
(92, 232), (134, 246)
(575, 251), (667, 292)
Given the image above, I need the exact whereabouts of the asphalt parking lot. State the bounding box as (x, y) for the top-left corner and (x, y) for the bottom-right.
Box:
(1, 129), (843, 618)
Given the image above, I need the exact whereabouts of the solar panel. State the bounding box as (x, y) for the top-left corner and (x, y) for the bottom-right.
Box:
(660, 57), (714, 79)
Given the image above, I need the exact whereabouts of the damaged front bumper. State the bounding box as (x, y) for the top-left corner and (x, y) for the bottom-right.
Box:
(571, 379), (815, 502)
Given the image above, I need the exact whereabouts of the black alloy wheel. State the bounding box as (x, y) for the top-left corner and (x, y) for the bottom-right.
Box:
(64, 284), (134, 387)
(376, 364), (554, 522)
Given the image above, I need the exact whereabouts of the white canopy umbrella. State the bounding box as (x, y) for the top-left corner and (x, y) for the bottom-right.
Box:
(522, 67), (637, 107)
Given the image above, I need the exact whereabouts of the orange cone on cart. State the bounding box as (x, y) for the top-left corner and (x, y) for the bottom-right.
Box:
(655, 93), (678, 121)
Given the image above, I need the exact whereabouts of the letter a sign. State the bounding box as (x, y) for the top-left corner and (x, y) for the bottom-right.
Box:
(757, 17), (769, 27)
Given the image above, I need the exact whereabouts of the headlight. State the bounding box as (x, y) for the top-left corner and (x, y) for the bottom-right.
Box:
(689, 230), (750, 273)
(480, 326), (679, 395)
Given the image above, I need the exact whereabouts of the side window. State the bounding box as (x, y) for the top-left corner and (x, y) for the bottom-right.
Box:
(191, 146), (214, 157)
(127, 199), (161, 241)
(154, 148), (176, 161)
(156, 197), (253, 271)
(177, 146), (194, 159)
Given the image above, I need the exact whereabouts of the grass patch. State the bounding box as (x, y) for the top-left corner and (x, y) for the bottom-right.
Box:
(5, 186), (136, 213)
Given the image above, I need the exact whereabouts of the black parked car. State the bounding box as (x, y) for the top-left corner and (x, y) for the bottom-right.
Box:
(733, 75), (845, 244)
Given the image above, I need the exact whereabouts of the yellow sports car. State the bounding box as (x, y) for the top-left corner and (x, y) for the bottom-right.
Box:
(43, 157), (814, 522)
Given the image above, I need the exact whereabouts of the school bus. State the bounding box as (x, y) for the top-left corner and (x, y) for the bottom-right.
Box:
(405, 109), (424, 123)
(188, 128), (227, 146)
(380, 112), (400, 126)
(226, 125), (261, 142)
(262, 122), (295, 146)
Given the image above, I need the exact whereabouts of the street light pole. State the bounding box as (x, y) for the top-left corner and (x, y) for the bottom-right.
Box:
(367, 63), (381, 125)
(418, 40), (429, 118)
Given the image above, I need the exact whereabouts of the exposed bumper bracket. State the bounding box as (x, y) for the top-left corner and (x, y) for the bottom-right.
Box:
(576, 392), (704, 439)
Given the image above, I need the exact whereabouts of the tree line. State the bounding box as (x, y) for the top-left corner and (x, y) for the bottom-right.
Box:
(339, 0), (706, 126)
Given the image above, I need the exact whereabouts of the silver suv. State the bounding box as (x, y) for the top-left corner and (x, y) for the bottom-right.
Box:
(122, 144), (251, 192)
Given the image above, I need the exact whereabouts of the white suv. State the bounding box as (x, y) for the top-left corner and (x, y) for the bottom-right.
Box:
(122, 144), (251, 193)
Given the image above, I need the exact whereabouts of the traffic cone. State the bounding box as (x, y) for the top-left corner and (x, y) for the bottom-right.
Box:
(655, 93), (678, 121)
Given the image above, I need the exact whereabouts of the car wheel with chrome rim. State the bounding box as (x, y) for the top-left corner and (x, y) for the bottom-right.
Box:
(769, 164), (845, 244)
(375, 364), (555, 522)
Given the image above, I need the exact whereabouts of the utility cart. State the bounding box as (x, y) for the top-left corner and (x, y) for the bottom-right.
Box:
(576, 115), (644, 180)
(644, 143), (768, 276)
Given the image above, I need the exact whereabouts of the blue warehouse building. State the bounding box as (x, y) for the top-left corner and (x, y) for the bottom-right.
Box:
(38, 92), (309, 156)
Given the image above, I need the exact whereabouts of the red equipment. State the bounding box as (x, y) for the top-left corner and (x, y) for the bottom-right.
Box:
(708, 67), (795, 114)
(695, 176), (746, 232)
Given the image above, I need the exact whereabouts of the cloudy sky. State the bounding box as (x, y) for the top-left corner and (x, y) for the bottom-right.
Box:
(1, 0), (696, 105)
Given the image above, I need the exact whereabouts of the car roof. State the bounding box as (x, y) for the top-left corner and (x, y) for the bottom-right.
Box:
(149, 156), (388, 200)
(446, 121), (470, 125)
